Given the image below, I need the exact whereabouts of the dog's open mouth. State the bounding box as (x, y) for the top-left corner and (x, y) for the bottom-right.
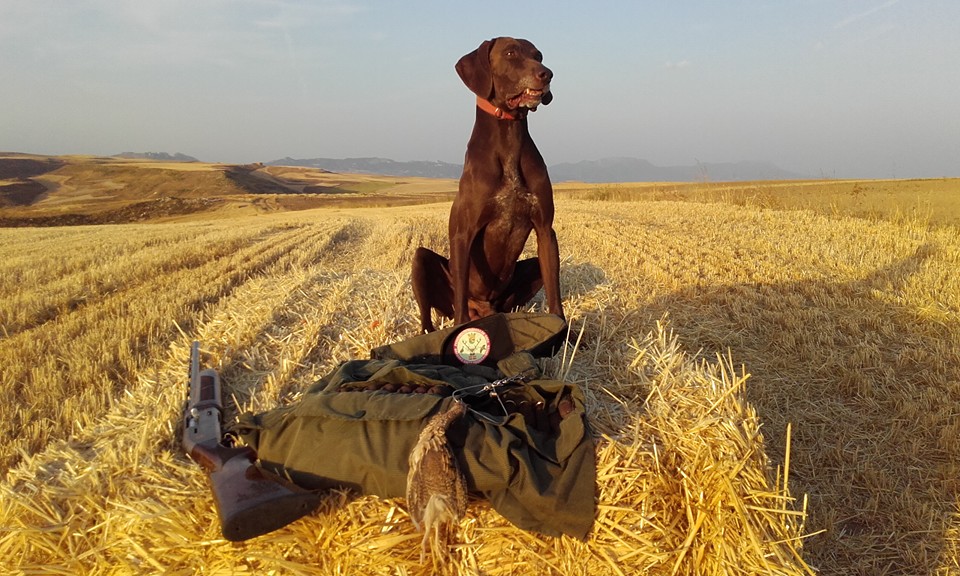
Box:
(507, 87), (548, 109)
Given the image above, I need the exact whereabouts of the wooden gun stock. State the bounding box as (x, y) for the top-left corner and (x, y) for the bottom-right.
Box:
(189, 442), (320, 541)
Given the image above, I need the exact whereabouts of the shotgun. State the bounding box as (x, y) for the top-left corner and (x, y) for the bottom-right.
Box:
(183, 341), (319, 541)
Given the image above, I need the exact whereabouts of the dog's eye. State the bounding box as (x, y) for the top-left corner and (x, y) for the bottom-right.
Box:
(505, 49), (516, 58)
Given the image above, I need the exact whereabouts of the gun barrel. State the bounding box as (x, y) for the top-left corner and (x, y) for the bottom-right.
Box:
(189, 341), (222, 412)
(184, 342), (223, 454)
(190, 341), (200, 389)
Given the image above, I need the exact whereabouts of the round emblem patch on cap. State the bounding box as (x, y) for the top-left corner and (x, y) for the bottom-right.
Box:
(453, 327), (491, 364)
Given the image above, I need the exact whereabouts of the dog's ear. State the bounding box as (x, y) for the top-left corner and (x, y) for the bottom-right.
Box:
(455, 39), (495, 100)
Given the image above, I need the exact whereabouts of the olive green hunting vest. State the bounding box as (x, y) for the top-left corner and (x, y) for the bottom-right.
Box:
(231, 313), (595, 538)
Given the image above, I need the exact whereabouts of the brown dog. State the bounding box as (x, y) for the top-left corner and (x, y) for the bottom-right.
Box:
(412, 37), (564, 332)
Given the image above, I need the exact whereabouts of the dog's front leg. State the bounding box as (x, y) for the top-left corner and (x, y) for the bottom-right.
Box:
(448, 224), (474, 326)
(536, 225), (564, 320)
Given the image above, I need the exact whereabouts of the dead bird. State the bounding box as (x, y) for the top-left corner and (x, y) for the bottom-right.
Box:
(406, 401), (468, 562)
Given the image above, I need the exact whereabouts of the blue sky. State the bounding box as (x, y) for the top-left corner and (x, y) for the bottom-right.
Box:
(1, 0), (958, 178)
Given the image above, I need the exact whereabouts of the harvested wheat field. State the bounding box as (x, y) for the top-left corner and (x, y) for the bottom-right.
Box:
(2, 191), (960, 575)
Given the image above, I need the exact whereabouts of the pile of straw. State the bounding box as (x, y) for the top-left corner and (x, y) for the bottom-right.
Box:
(1, 316), (811, 575)
(594, 321), (812, 574)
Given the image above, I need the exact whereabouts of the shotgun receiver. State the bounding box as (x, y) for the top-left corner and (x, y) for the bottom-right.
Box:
(183, 341), (319, 541)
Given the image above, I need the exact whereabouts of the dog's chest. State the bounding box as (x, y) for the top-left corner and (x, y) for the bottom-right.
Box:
(484, 179), (537, 245)
(494, 169), (538, 213)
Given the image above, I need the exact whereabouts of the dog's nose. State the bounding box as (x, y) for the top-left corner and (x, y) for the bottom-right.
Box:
(537, 66), (553, 83)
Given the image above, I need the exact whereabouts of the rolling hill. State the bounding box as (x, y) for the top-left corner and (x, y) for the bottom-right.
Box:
(0, 153), (458, 226)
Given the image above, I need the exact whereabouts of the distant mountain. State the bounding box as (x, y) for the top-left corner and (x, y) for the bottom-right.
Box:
(268, 156), (803, 182)
(268, 157), (462, 179)
(114, 152), (199, 162)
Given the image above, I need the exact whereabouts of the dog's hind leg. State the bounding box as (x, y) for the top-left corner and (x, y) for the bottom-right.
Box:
(412, 247), (454, 332)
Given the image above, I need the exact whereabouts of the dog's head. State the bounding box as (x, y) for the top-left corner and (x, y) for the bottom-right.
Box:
(456, 37), (553, 112)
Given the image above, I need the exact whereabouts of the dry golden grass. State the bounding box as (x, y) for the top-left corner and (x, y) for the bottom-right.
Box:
(557, 178), (960, 227)
(2, 183), (959, 574)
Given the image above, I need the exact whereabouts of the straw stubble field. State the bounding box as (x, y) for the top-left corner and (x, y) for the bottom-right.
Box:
(1, 190), (959, 575)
